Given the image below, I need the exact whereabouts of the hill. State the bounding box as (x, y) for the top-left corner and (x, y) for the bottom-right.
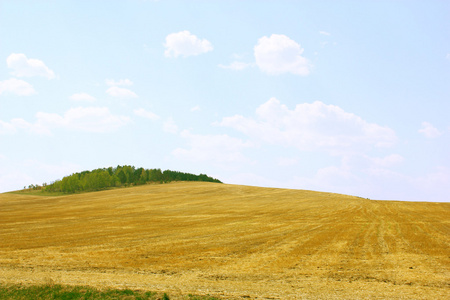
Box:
(24, 165), (222, 194)
(0, 182), (449, 299)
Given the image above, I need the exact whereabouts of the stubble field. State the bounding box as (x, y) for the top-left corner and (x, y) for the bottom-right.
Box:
(0, 182), (449, 299)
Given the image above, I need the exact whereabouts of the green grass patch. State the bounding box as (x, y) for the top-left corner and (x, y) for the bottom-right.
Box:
(0, 284), (221, 300)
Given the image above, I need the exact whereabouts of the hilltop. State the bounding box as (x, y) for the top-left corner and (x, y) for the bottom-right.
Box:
(23, 165), (222, 194)
(0, 182), (449, 299)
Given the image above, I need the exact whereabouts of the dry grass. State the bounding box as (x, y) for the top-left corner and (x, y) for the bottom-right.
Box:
(0, 182), (449, 299)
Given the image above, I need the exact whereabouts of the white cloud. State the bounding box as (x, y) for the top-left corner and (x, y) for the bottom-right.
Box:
(319, 31), (331, 36)
(172, 130), (253, 164)
(7, 53), (55, 79)
(219, 98), (397, 154)
(0, 78), (36, 96)
(277, 155), (397, 199)
(412, 166), (450, 201)
(242, 157), (363, 196)
(14, 117), (52, 135)
(106, 86), (138, 98)
(218, 61), (252, 70)
(419, 121), (442, 138)
(0, 120), (16, 134)
(0, 160), (83, 193)
(0, 107), (130, 135)
(0, 170), (34, 193)
(370, 154), (404, 168)
(313, 164), (355, 191)
(40, 107), (130, 133)
(1, 117), (52, 135)
(294, 154), (450, 202)
(134, 108), (160, 120)
(254, 34), (312, 76)
(164, 30), (213, 58)
(163, 117), (178, 133)
(190, 105), (201, 112)
(70, 92), (96, 102)
(105, 79), (133, 86)
(446, 53), (450, 61)
(21, 160), (83, 181)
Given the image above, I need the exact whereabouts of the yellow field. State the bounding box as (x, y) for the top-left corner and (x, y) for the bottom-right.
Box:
(0, 182), (449, 299)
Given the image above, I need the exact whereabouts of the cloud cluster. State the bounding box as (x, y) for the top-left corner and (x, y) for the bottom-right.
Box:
(164, 31), (213, 58)
(0, 107), (130, 135)
(70, 92), (96, 102)
(134, 108), (160, 121)
(7, 53), (55, 79)
(105, 78), (137, 98)
(106, 86), (138, 98)
(419, 121), (442, 138)
(0, 78), (36, 96)
(171, 98), (398, 175)
(254, 34), (312, 76)
(173, 130), (253, 164)
(1, 53), (56, 97)
(219, 34), (312, 76)
(219, 98), (396, 154)
(0, 159), (83, 193)
(163, 117), (178, 133)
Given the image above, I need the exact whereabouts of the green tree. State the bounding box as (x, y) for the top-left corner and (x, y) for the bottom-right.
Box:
(117, 169), (127, 184)
(41, 165), (222, 194)
(148, 168), (163, 182)
(139, 168), (147, 184)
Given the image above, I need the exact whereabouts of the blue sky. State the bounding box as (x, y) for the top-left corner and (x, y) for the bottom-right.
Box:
(1, 0), (449, 201)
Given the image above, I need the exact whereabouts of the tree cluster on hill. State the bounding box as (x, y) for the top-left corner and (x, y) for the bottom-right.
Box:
(41, 166), (222, 194)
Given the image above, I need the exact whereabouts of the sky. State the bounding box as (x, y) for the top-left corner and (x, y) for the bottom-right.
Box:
(1, 0), (449, 202)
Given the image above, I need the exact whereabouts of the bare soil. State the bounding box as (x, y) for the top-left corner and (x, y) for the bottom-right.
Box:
(0, 182), (449, 299)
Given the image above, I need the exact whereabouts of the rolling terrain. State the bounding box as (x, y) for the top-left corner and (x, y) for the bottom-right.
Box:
(0, 182), (449, 299)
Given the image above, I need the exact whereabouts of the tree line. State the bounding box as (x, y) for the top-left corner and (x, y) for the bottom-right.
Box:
(39, 165), (222, 194)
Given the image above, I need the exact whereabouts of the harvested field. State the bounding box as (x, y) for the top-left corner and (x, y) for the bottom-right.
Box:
(0, 182), (449, 299)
